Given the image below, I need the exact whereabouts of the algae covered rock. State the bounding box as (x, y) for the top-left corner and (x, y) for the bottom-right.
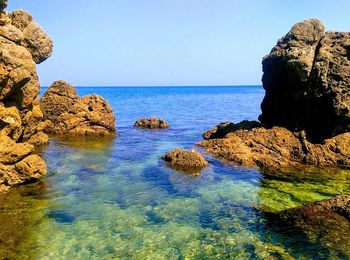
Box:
(40, 80), (116, 136)
(134, 117), (170, 129)
(264, 195), (350, 257)
(162, 149), (209, 175)
(260, 19), (350, 141)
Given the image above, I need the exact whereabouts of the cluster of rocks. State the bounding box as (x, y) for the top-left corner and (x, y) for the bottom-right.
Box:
(0, 1), (116, 192)
(0, 1), (52, 192)
(40, 80), (116, 136)
(198, 19), (350, 174)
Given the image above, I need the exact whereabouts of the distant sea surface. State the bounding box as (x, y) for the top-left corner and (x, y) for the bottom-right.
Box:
(1, 86), (350, 259)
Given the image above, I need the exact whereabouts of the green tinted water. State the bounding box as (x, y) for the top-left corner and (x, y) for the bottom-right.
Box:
(1, 87), (349, 259)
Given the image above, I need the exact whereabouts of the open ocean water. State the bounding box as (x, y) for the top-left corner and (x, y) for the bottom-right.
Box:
(1, 86), (350, 259)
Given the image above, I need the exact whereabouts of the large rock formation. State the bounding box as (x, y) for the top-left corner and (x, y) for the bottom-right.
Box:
(199, 19), (350, 174)
(40, 80), (116, 136)
(0, 2), (52, 191)
(260, 19), (350, 141)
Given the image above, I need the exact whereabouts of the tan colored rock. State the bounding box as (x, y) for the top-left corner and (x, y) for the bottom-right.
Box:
(134, 117), (170, 129)
(0, 135), (46, 190)
(198, 126), (350, 173)
(162, 148), (209, 175)
(0, 2), (52, 192)
(40, 80), (116, 136)
(10, 10), (53, 64)
(0, 103), (21, 140)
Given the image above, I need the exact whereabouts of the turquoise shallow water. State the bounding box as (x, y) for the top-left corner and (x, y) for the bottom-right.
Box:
(1, 86), (350, 259)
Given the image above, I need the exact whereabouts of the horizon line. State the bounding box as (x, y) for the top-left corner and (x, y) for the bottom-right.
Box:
(41, 84), (263, 88)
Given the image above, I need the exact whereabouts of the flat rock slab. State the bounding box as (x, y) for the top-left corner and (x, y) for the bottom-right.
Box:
(198, 124), (350, 174)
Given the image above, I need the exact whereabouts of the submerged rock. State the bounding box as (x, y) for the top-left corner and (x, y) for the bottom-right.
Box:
(264, 195), (350, 256)
(0, 2), (52, 191)
(260, 19), (350, 141)
(198, 125), (350, 173)
(40, 80), (116, 136)
(134, 117), (170, 129)
(162, 149), (209, 175)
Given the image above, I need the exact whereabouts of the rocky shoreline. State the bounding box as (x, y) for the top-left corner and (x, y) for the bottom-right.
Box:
(0, 1), (116, 192)
(0, 1), (349, 254)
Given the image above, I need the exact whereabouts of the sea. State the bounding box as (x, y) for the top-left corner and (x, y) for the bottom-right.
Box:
(1, 86), (349, 259)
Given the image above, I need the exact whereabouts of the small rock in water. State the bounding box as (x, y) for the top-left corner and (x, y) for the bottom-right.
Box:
(134, 117), (170, 129)
(162, 148), (209, 175)
(40, 80), (116, 136)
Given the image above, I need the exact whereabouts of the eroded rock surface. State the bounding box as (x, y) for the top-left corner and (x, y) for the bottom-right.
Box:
(198, 125), (350, 173)
(0, 2), (52, 192)
(0, 135), (46, 192)
(162, 149), (209, 175)
(260, 19), (350, 141)
(134, 117), (170, 129)
(40, 80), (116, 136)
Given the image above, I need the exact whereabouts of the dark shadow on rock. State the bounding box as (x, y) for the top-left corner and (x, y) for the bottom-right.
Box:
(203, 120), (261, 140)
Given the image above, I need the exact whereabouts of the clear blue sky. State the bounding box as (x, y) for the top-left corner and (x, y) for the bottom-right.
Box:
(8, 0), (350, 86)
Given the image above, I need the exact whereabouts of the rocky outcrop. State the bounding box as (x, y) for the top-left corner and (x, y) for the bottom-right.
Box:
(199, 19), (350, 174)
(260, 19), (350, 141)
(0, 2), (52, 191)
(198, 125), (350, 173)
(264, 195), (350, 256)
(40, 80), (116, 136)
(162, 149), (209, 175)
(134, 117), (170, 129)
